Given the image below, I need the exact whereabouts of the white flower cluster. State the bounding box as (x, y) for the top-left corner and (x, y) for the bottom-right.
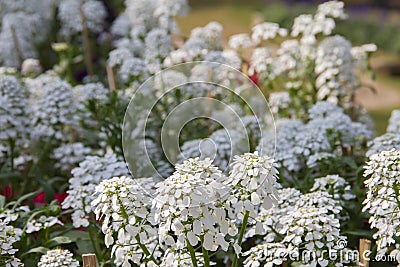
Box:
(0, 219), (23, 267)
(310, 175), (355, 204)
(0, 75), (30, 144)
(268, 92), (292, 115)
(226, 152), (279, 219)
(161, 249), (211, 267)
(144, 29), (173, 73)
(363, 149), (400, 253)
(387, 110), (400, 134)
(251, 22), (288, 44)
(27, 74), (77, 141)
(26, 216), (63, 234)
(153, 158), (235, 252)
(52, 143), (91, 172)
(62, 154), (128, 228)
(38, 248), (79, 267)
(248, 47), (276, 81)
(260, 102), (372, 174)
(291, 0), (346, 44)
(248, 188), (302, 241)
(315, 35), (356, 103)
(366, 133), (400, 157)
(58, 0), (107, 39)
(243, 242), (288, 267)
(92, 176), (158, 266)
(245, 190), (346, 267)
(0, 0), (56, 67)
(228, 33), (253, 50)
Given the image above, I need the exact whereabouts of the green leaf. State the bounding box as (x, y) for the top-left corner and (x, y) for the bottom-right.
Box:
(0, 195), (5, 209)
(45, 236), (74, 247)
(21, 246), (49, 257)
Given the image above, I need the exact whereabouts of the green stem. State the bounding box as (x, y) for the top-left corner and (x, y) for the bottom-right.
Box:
(135, 235), (158, 264)
(186, 238), (199, 267)
(200, 236), (211, 267)
(232, 210), (250, 267)
(88, 226), (101, 261)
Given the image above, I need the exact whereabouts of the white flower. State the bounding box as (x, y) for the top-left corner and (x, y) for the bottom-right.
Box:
(317, 1), (347, 19)
(248, 47), (277, 80)
(21, 58), (42, 76)
(153, 158), (235, 253)
(27, 74), (77, 141)
(26, 216), (63, 234)
(363, 149), (400, 251)
(251, 22), (287, 44)
(161, 249), (212, 267)
(243, 243), (288, 267)
(0, 75), (30, 144)
(38, 248), (79, 267)
(249, 188), (302, 241)
(310, 175), (355, 203)
(58, 0), (107, 39)
(52, 143), (91, 171)
(387, 110), (400, 134)
(144, 28), (172, 73)
(226, 152), (280, 219)
(367, 133), (400, 157)
(228, 33), (253, 50)
(190, 22), (224, 51)
(315, 35), (356, 103)
(91, 176), (158, 265)
(0, 219), (23, 266)
(268, 92), (292, 115)
(62, 154), (128, 228)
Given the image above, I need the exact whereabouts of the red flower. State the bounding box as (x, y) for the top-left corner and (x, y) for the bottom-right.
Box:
(249, 72), (259, 86)
(0, 185), (12, 198)
(33, 192), (46, 206)
(54, 193), (68, 205)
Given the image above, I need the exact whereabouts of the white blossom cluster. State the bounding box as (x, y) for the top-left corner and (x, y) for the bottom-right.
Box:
(366, 133), (400, 157)
(161, 249), (211, 267)
(243, 242), (288, 267)
(0, 219), (23, 267)
(315, 35), (356, 103)
(92, 176), (159, 266)
(310, 175), (355, 204)
(248, 47), (276, 81)
(227, 1), (373, 110)
(291, 0), (347, 44)
(0, 0), (56, 67)
(62, 154), (128, 228)
(363, 149), (400, 254)
(58, 0), (107, 39)
(38, 248), (79, 267)
(52, 143), (91, 172)
(26, 216), (63, 234)
(27, 74), (77, 141)
(268, 92), (292, 115)
(245, 190), (346, 266)
(251, 22), (288, 44)
(260, 102), (372, 174)
(228, 33), (253, 50)
(153, 158), (235, 253)
(0, 75), (30, 145)
(226, 152), (279, 220)
(387, 110), (400, 134)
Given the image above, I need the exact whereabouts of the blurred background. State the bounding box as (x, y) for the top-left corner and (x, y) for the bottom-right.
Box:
(172, 0), (400, 135)
(75, 0), (400, 133)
